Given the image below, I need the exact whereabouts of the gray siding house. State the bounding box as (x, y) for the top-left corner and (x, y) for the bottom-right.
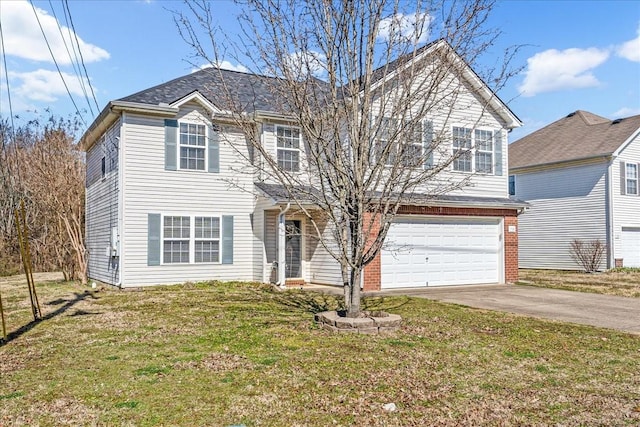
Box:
(509, 110), (640, 270)
(81, 40), (525, 290)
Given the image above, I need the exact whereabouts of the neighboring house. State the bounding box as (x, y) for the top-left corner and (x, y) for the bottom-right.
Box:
(81, 40), (525, 290)
(509, 110), (640, 270)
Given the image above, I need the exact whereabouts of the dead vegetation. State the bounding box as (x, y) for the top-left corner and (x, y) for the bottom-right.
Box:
(1, 274), (638, 426)
(519, 268), (640, 298)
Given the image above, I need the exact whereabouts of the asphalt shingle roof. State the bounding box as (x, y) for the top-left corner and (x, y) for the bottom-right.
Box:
(509, 110), (640, 170)
(119, 68), (330, 113)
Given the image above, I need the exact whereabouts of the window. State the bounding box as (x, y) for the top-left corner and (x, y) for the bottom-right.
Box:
(163, 216), (190, 263)
(101, 156), (106, 179)
(180, 123), (206, 170)
(452, 127), (472, 172)
(626, 163), (638, 195)
(509, 175), (516, 196)
(475, 129), (493, 173)
(194, 217), (220, 263)
(376, 118), (423, 167)
(276, 126), (301, 172)
(162, 215), (221, 264)
(453, 127), (496, 173)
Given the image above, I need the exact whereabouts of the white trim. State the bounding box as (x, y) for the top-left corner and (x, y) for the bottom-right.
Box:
(451, 125), (497, 174)
(159, 213), (223, 265)
(169, 91), (229, 115)
(177, 119), (208, 172)
(623, 163), (639, 195)
(274, 124), (302, 172)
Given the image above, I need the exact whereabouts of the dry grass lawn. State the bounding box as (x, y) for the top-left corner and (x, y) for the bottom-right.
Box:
(519, 269), (640, 298)
(1, 273), (639, 426)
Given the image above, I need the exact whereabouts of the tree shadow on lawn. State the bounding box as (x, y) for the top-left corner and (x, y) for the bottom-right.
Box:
(268, 287), (411, 315)
(0, 291), (98, 347)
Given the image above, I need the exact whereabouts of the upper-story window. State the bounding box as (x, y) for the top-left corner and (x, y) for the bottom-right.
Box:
(625, 163), (638, 195)
(376, 118), (423, 167)
(276, 126), (301, 172)
(508, 175), (516, 196)
(453, 127), (495, 174)
(452, 127), (472, 172)
(475, 130), (494, 174)
(180, 123), (206, 170)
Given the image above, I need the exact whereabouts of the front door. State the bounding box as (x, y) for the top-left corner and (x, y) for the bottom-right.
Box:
(285, 220), (302, 278)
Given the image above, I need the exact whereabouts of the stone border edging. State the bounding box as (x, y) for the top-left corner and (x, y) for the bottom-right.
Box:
(315, 310), (402, 334)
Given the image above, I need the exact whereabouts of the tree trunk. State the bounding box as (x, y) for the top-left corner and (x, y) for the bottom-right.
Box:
(347, 267), (362, 317)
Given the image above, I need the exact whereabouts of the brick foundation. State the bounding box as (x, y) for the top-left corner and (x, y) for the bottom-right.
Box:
(285, 279), (305, 287)
(363, 206), (521, 291)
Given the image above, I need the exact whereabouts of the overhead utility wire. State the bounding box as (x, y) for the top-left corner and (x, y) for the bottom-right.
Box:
(47, 0), (94, 116)
(63, 0), (100, 114)
(29, 0), (87, 126)
(0, 17), (16, 134)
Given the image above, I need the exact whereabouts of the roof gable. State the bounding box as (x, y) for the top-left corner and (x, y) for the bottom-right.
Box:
(509, 111), (640, 170)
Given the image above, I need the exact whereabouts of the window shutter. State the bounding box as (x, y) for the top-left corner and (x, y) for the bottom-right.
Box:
(221, 215), (234, 264)
(494, 129), (503, 176)
(423, 120), (434, 169)
(164, 119), (178, 171)
(147, 213), (161, 266)
(208, 126), (220, 173)
(620, 161), (626, 195)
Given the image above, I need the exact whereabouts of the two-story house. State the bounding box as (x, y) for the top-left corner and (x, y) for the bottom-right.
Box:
(509, 110), (640, 270)
(81, 40), (524, 290)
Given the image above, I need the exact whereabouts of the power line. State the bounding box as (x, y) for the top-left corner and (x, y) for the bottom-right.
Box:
(47, 0), (95, 117)
(0, 14), (16, 134)
(63, 0), (100, 114)
(29, 0), (87, 126)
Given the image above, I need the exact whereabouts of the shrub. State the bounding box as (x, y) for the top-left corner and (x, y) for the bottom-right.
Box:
(570, 239), (605, 273)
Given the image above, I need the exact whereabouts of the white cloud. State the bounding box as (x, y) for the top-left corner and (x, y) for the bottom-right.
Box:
(518, 48), (610, 97)
(286, 50), (327, 79)
(616, 25), (640, 62)
(611, 107), (640, 118)
(191, 61), (249, 73)
(0, 0), (109, 65)
(8, 69), (94, 103)
(377, 12), (432, 44)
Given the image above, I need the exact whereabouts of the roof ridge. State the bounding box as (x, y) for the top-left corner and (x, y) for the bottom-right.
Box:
(573, 110), (610, 125)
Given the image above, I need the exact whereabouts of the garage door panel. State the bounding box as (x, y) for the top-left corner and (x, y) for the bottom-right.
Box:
(621, 227), (640, 268)
(381, 218), (501, 288)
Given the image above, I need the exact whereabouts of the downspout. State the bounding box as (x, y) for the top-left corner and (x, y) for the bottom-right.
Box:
(277, 203), (291, 288)
(606, 157), (615, 269)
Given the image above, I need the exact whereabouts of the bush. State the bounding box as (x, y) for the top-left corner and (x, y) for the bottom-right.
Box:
(570, 239), (605, 273)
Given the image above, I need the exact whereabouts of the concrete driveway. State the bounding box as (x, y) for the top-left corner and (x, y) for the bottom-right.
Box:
(376, 284), (640, 334)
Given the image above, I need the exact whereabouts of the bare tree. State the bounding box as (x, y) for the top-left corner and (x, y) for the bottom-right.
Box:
(0, 116), (87, 283)
(570, 239), (605, 273)
(176, 0), (518, 316)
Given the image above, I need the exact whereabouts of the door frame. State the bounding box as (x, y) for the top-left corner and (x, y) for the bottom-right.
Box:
(284, 217), (305, 280)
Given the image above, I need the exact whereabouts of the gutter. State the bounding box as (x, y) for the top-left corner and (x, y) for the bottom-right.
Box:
(80, 101), (179, 152)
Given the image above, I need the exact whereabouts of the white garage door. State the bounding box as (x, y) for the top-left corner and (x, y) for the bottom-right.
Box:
(621, 227), (640, 267)
(381, 217), (501, 288)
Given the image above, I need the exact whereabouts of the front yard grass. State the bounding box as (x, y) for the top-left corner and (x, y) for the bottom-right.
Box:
(1, 274), (639, 426)
(519, 268), (640, 297)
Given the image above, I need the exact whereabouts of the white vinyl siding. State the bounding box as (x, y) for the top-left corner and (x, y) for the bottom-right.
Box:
(86, 120), (120, 285)
(515, 161), (608, 270)
(611, 133), (640, 266)
(118, 104), (256, 286)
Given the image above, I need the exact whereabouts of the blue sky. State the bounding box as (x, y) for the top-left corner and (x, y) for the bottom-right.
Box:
(0, 0), (638, 141)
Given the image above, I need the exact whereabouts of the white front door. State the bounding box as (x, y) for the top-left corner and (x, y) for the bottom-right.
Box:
(381, 217), (501, 288)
